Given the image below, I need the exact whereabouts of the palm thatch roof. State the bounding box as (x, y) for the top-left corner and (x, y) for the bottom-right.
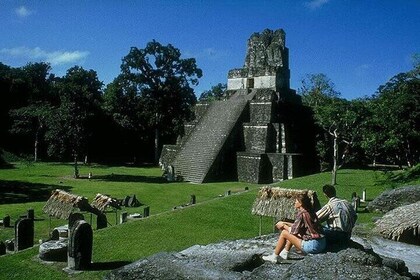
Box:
(42, 189), (93, 220)
(91, 193), (121, 212)
(374, 201), (420, 245)
(251, 186), (321, 220)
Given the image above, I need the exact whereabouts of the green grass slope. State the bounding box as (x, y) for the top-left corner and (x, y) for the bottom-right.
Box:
(0, 162), (418, 279)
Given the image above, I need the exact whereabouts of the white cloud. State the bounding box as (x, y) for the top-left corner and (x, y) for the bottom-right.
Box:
(185, 48), (228, 61)
(15, 6), (34, 18)
(304, 0), (330, 10)
(0, 47), (89, 66)
(355, 64), (372, 76)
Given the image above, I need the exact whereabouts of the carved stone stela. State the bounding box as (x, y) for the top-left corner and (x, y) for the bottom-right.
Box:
(68, 220), (93, 270)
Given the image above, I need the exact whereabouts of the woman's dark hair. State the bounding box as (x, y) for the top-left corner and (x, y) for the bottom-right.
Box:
(296, 194), (313, 213)
(322, 184), (336, 198)
(296, 193), (318, 222)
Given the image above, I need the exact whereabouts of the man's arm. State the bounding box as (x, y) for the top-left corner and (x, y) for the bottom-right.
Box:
(316, 204), (331, 223)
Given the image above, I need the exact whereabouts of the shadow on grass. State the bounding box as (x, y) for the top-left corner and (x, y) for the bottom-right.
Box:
(0, 180), (71, 204)
(94, 174), (168, 184)
(88, 261), (131, 271)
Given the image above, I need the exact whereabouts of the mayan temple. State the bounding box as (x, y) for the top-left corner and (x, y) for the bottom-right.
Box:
(160, 28), (317, 184)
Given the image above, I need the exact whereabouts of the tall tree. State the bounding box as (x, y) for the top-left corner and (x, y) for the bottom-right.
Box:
(102, 76), (145, 162)
(356, 97), (386, 166)
(299, 74), (362, 185)
(10, 104), (53, 162)
(9, 62), (54, 161)
(371, 63), (420, 167)
(120, 40), (202, 163)
(45, 66), (103, 177)
(0, 63), (27, 151)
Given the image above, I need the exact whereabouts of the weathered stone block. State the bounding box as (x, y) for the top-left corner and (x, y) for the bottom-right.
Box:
(285, 153), (303, 179)
(254, 75), (276, 89)
(227, 68), (248, 79)
(237, 153), (271, 184)
(39, 240), (67, 262)
(267, 153), (286, 181)
(227, 77), (248, 90)
(243, 124), (276, 153)
(249, 102), (275, 123)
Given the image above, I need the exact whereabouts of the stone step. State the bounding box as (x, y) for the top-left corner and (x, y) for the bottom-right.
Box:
(174, 99), (248, 183)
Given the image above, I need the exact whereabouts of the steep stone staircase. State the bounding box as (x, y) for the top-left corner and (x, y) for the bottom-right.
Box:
(173, 95), (251, 183)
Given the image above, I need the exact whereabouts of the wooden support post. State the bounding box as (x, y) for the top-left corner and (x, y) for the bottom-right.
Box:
(120, 212), (128, 224)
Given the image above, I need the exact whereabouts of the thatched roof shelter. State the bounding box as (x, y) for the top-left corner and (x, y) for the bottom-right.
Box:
(251, 187), (321, 221)
(374, 201), (420, 245)
(43, 189), (94, 220)
(91, 193), (121, 212)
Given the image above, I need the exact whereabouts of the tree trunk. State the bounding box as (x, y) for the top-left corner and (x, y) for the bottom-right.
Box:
(154, 127), (160, 165)
(331, 134), (338, 186)
(74, 154), (79, 178)
(34, 130), (39, 162)
(406, 141), (412, 168)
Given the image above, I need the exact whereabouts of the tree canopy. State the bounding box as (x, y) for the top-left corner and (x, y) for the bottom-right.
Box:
(199, 83), (227, 101)
(300, 62), (420, 183)
(300, 74), (365, 184)
(44, 66), (103, 177)
(368, 65), (420, 167)
(0, 47), (418, 178)
(117, 40), (203, 163)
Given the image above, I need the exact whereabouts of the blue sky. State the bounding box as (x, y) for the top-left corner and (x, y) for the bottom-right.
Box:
(1, 0), (419, 100)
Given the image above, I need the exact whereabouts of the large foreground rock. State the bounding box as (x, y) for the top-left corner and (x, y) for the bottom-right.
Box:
(280, 248), (412, 280)
(104, 234), (419, 280)
(367, 185), (420, 213)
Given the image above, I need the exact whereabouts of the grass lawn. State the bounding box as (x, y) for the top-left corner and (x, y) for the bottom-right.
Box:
(0, 162), (418, 279)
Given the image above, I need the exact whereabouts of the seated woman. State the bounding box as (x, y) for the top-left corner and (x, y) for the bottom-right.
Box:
(263, 194), (326, 263)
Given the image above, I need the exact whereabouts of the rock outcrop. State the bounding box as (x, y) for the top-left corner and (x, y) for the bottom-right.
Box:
(367, 185), (420, 213)
(104, 234), (419, 280)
